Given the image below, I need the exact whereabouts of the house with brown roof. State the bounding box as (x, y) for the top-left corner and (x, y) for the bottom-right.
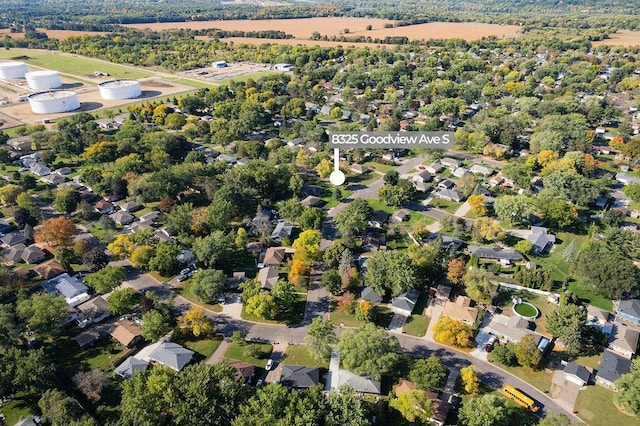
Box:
(227, 359), (256, 382)
(110, 320), (142, 348)
(442, 296), (478, 324)
(77, 296), (111, 327)
(94, 199), (114, 214)
(263, 247), (286, 266)
(394, 379), (450, 426)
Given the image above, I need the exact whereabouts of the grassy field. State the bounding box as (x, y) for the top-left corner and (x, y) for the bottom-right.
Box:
(329, 305), (394, 328)
(362, 161), (397, 174)
(177, 333), (223, 358)
(531, 232), (589, 282)
(403, 292), (430, 337)
(176, 281), (224, 313)
(240, 293), (306, 325)
(429, 198), (463, 214)
(0, 49), (151, 79)
(568, 281), (613, 312)
(0, 393), (40, 425)
(224, 341), (273, 368)
(574, 385), (637, 426)
(498, 363), (554, 394)
(495, 290), (554, 336)
(283, 344), (329, 369)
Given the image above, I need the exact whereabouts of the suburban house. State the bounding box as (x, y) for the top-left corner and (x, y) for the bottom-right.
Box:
(362, 228), (386, 251)
(110, 210), (135, 226)
(1, 231), (26, 247)
(563, 362), (591, 387)
(392, 289), (420, 315)
(271, 221), (294, 242)
(119, 201), (142, 212)
(279, 365), (321, 389)
(21, 245), (47, 264)
(139, 211), (161, 224)
(437, 179), (455, 190)
(301, 195), (323, 208)
(350, 164), (369, 175)
(110, 320), (143, 348)
(394, 379), (450, 426)
(468, 246), (524, 265)
(368, 211), (389, 228)
(469, 164), (494, 176)
(596, 349), (632, 391)
(76, 296), (110, 327)
(14, 416), (38, 426)
(426, 162), (444, 174)
(42, 273), (90, 307)
(434, 188), (465, 202)
(263, 247), (286, 266)
(608, 324), (639, 359)
(587, 305), (611, 327)
(615, 173), (640, 186)
(361, 286), (383, 304)
(148, 342), (194, 372)
(72, 329), (102, 348)
(616, 299), (640, 324)
(440, 157), (461, 169)
(29, 162), (51, 177)
(2, 243), (27, 265)
(34, 260), (65, 280)
(257, 266), (280, 290)
(390, 210), (410, 223)
(227, 359), (256, 382)
(452, 167), (469, 178)
(442, 296), (478, 324)
(115, 356), (149, 379)
(526, 227), (556, 254)
(94, 199), (114, 214)
(41, 173), (66, 185)
(414, 181), (432, 193)
(435, 284), (452, 304)
(413, 170), (432, 183)
(486, 315), (551, 352)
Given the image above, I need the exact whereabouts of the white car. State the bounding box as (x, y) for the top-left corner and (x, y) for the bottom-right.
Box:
(265, 359), (274, 371)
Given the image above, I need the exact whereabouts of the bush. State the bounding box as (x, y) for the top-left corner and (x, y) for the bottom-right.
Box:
(244, 343), (270, 359)
(488, 343), (518, 366)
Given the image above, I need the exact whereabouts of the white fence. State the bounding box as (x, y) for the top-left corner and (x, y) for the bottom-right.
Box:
(497, 282), (551, 296)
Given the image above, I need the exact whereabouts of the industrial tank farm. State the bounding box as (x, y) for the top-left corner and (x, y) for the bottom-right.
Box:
(25, 70), (62, 90)
(0, 61), (27, 79)
(28, 91), (80, 114)
(98, 80), (141, 100)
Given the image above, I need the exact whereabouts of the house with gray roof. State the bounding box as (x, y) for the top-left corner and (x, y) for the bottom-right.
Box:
(280, 365), (320, 389)
(563, 362), (591, 386)
(43, 273), (90, 307)
(115, 356), (149, 379)
(14, 416), (38, 426)
(368, 211), (389, 228)
(435, 189), (465, 202)
(608, 324), (639, 359)
(616, 299), (640, 324)
(361, 286), (383, 304)
(596, 349), (632, 391)
(257, 266), (280, 290)
(413, 170), (433, 183)
(119, 201), (142, 212)
(440, 157), (461, 169)
(334, 368), (381, 394)
(2, 243), (26, 265)
(615, 173), (640, 186)
(110, 210), (135, 226)
(301, 195), (323, 208)
(526, 226), (556, 254)
(29, 162), (51, 177)
(469, 164), (494, 176)
(1, 231), (26, 247)
(149, 342), (194, 372)
(271, 221), (294, 242)
(468, 246), (524, 264)
(392, 289), (420, 315)
(76, 296), (110, 327)
(21, 245), (46, 264)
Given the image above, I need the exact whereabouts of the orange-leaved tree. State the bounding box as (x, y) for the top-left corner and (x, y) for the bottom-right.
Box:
(36, 217), (77, 247)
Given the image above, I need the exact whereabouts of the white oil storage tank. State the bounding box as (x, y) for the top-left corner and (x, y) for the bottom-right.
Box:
(98, 80), (141, 100)
(28, 91), (80, 114)
(25, 70), (62, 90)
(0, 61), (27, 79)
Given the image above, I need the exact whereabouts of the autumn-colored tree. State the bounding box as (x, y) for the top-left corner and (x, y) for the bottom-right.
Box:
(178, 306), (214, 337)
(433, 316), (474, 348)
(107, 234), (135, 259)
(341, 266), (359, 290)
(316, 159), (333, 179)
(338, 291), (356, 314)
(610, 135), (625, 148)
(288, 259), (310, 286)
(467, 194), (487, 216)
(460, 365), (480, 394)
(447, 258), (467, 285)
(582, 153), (599, 176)
(537, 149), (558, 168)
(36, 217), (77, 247)
(130, 245), (155, 269)
(355, 300), (374, 321)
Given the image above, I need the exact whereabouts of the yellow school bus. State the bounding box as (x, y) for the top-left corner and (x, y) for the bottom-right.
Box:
(502, 385), (539, 412)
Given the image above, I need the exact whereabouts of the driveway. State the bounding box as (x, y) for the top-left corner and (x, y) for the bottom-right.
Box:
(550, 369), (582, 412)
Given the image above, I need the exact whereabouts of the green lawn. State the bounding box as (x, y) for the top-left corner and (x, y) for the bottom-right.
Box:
(494, 291), (554, 336)
(240, 293), (306, 325)
(0, 48), (150, 79)
(429, 198), (463, 214)
(362, 161), (397, 174)
(530, 232), (589, 282)
(497, 363), (554, 394)
(403, 292), (430, 337)
(574, 385), (637, 426)
(568, 281), (613, 312)
(213, 70), (281, 85)
(0, 393), (40, 426)
(177, 281), (223, 313)
(329, 305), (394, 328)
(366, 199), (396, 214)
(283, 344), (329, 369)
(177, 334), (223, 358)
(48, 337), (131, 372)
(165, 76), (219, 88)
(224, 341), (273, 368)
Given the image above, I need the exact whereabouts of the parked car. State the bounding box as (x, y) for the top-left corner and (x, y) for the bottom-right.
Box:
(483, 335), (497, 352)
(265, 359), (274, 371)
(177, 274), (188, 282)
(180, 268), (191, 275)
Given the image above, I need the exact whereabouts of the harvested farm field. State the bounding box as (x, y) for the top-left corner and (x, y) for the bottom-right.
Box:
(0, 28), (104, 40)
(125, 18), (521, 41)
(593, 30), (640, 47)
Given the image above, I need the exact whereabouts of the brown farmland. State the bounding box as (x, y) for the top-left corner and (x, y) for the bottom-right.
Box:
(0, 28), (105, 40)
(125, 18), (521, 41)
(593, 30), (640, 47)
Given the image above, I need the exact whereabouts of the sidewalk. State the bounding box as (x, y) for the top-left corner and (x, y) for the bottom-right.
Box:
(424, 299), (444, 343)
(205, 339), (230, 365)
(453, 201), (470, 218)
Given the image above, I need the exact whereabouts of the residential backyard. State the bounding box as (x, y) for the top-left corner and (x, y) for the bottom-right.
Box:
(403, 292), (430, 337)
(329, 304), (394, 328)
(574, 385), (637, 426)
(224, 341), (273, 368)
(429, 198), (463, 214)
(175, 333), (223, 358)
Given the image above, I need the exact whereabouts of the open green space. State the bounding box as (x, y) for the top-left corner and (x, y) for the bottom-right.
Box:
(568, 281), (613, 312)
(497, 363), (554, 394)
(176, 333), (223, 358)
(495, 290), (554, 336)
(403, 292), (429, 337)
(329, 304), (394, 328)
(176, 281), (223, 313)
(213, 70), (281, 86)
(223, 341), (273, 368)
(0, 393), (40, 426)
(48, 336), (131, 372)
(0, 48), (151, 79)
(429, 198), (463, 214)
(283, 344), (329, 369)
(574, 385), (637, 426)
(530, 232), (589, 282)
(240, 292), (306, 325)
(362, 161), (397, 174)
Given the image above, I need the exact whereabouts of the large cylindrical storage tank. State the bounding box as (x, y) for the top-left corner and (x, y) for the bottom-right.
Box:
(25, 70), (62, 90)
(0, 61), (27, 79)
(98, 80), (141, 100)
(28, 91), (80, 114)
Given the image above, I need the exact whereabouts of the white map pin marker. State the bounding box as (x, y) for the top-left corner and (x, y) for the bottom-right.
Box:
(329, 148), (345, 186)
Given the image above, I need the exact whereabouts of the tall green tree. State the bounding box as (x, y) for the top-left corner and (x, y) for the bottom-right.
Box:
(190, 269), (226, 304)
(337, 323), (399, 380)
(613, 359), (640, 416)
(408, 356), (449, 391)
(84, 266), (125, 293)
(108, 288), (141, 315)
(365, 250), (418, 297)
(305, 317), (337, 361)
(459, 394), (512, 426)
(17, 293), (68, 337)
(334, 199), (371, 246)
